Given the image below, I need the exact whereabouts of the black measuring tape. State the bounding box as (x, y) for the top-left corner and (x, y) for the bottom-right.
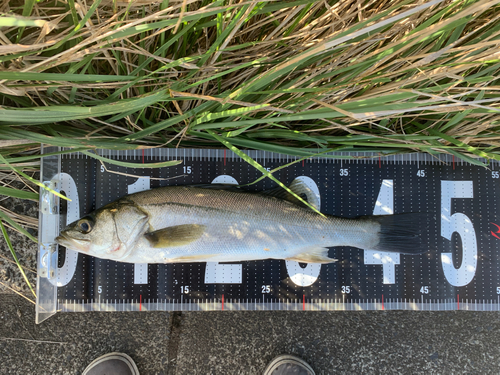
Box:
(37, 148), (500, 314)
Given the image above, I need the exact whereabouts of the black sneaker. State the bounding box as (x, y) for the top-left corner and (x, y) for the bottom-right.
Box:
(83, 352), (139, 375)
(263, 355), (315, 375)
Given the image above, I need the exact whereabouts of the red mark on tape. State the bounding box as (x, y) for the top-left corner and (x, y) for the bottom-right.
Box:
(491, 223), (500, 239)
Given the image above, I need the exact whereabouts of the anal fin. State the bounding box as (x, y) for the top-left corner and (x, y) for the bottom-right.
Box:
(166, 254), (217, 263)
(286, 246), (336, 264)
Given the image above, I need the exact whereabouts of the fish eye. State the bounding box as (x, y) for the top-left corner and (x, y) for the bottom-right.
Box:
(78, 218), (93, 234)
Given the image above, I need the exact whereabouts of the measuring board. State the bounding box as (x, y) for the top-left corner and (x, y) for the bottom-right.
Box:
(36, 147), (500, 323)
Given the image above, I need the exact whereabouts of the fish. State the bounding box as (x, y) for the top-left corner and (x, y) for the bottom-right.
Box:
(55, 180), (428, 264)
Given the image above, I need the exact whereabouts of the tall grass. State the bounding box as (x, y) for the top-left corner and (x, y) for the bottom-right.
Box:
(1, 0), (500, 293)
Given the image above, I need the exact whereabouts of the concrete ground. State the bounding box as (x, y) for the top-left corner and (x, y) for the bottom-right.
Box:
(1, 294), (500, 374)
(1, 199), (500, 374)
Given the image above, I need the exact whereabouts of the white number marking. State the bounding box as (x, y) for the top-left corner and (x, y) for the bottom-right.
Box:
(183, 166), (192, 174)
(204, 175), (243, 284)
(340, 169), (348, 176)
(492, 171), (499, 179)
(440, 181), (477, 287)
(128, 177), (151, 285)
(262, 285), (271, 293)
(364, 180), (400, 284)
(420, 286), (429, 294)
(181, 286), (190, 294)
(417, 170), (425, 177)
(285, 176), (322, 287)
(341, 285), (351, 294)
(204, 262), (242, 284)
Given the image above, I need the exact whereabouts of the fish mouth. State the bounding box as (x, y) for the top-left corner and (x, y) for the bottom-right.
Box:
(55, 233), (90, 252)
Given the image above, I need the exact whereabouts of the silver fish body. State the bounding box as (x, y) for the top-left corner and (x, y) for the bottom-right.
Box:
(55, 185), (427, 263)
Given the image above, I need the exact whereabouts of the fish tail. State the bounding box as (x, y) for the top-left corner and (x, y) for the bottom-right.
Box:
(369, 213), (431, 254)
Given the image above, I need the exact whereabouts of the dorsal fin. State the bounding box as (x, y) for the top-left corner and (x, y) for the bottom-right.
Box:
(260, 178), (320, 210)
(183, 180), (320, 210)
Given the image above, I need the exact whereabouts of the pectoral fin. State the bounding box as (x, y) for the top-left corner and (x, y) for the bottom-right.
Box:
(286, 246), (336, 264)
(144, 224), (206, 248)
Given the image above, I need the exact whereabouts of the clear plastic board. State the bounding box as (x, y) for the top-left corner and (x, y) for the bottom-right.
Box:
(36, 147), (500, 323)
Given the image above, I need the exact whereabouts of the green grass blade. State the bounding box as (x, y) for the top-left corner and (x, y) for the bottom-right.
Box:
(191, 104), (272, 127)
(0, 186), (38, 201)
(0, 91), (169, 125)
(0, 210), (37, 243)
(0, 154), (70, 201)
(80, 151), (182, 168)
(245, 147), (346, 186)
(15, 0), (37, 43)
(426, 129), (496, 163)
(206, 130), (325, 217)
(0, 17), (45, 28)
(0, 221), (36, 298)
(0, 72), (135, 82)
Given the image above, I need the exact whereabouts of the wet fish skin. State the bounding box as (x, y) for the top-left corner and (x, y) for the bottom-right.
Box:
(55, 185), (426, 263)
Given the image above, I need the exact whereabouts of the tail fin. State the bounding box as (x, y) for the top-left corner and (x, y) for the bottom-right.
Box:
(369, 213), (431, 254)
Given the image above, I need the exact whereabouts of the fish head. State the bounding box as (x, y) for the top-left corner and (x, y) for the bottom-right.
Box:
(55, 201), (149, 261)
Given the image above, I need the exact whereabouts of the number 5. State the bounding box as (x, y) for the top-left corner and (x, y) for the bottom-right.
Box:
(440, 181), (477, 287)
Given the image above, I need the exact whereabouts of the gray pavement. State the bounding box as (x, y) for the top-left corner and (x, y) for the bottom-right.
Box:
(1, 293), (500, 374)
